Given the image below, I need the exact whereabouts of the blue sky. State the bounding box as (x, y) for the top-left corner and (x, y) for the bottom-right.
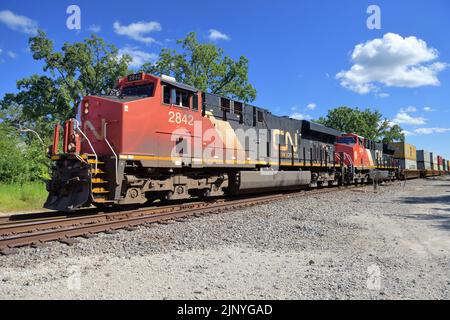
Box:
(1, 0), (449, 158)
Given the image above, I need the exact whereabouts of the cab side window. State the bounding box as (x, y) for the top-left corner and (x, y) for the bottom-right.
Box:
(192, 94), (199, 111)
(163, 85), (171, 104)
(163, 85), (191, 108)
(179, 91), (190, 108)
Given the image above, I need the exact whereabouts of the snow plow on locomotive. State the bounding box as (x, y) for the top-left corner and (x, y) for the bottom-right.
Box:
(45, 73), (402, 212)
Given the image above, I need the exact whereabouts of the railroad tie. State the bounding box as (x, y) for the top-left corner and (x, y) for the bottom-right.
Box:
(0, 247), (18, 256)
(59, 238), (79, 246)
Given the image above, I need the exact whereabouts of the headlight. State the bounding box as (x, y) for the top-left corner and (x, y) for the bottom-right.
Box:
(84, 101), (89, 114)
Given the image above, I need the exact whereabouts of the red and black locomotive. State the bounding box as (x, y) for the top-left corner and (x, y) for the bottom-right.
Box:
(45, 73), (398, 211)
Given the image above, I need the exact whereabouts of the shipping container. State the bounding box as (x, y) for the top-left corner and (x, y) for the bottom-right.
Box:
(431, 152), (438, 170)
(417, 161), (432, 170)
(416, 150), (431, 163)
(389, 142), (417, 161)
(399, 159), (417, 170)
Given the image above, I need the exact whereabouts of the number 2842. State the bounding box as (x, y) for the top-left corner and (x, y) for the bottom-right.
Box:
(168, 111), (194, 126)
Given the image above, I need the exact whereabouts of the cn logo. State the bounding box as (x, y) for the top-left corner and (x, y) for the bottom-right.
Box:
(83, 119), (106, 141)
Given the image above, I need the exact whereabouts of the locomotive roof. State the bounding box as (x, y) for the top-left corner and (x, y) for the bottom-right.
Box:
(301, 120), (342, 137)
(160, 77), (199, 93)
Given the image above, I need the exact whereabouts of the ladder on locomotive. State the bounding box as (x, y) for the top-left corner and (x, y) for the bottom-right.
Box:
(87, 156), (113, 204)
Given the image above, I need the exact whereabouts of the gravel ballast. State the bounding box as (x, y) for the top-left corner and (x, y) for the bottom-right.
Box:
(0, 177), (449, 299)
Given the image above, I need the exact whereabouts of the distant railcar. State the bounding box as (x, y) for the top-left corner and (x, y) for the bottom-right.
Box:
(388, 142), (420, 179)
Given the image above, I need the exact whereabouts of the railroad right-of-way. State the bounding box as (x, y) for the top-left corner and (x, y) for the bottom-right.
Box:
(0, 177), (449, 299)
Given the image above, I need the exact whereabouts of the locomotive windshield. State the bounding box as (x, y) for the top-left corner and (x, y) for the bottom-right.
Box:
(121, 83), (155, 97)
(337, 137), (356, 145)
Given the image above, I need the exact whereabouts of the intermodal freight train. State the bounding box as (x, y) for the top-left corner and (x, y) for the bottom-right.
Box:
(44, 73), (448, 211)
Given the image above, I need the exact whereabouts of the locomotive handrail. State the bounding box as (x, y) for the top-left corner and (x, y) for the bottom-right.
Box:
(104, 122), (119, 185)
(345, 153), (354, 166)
(337, 151), (354, 167)
(74, 119), (98, 174)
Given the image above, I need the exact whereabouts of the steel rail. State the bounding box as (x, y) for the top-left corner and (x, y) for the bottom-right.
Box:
(0, 185), (367, 253)
(0, 200), (218, 236)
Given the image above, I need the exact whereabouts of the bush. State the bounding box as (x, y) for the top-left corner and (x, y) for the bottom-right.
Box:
(0, 123), (50, 184)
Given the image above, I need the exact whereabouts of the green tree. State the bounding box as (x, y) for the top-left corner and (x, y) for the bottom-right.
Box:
(0, 31), (131, 184)
(1, 31), (131, 139)
(141, 32), (257, 102)
(316, 106), (404, 143)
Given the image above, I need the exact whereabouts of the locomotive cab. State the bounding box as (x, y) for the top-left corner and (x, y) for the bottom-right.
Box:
(335, 133), (397, 183)
(44, 72), (205, 211)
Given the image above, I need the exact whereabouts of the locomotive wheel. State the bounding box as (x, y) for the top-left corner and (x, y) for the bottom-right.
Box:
(197, 189), (211, 200)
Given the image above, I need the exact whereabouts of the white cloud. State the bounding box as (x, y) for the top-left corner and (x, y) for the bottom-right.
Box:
(413, 128), (450, 135)
(290, 112), (312, 120)
(336, 33), (448, 94)
(6, 51), (16, 59)
(392, 112), (426, 125)
(402, 130), (414, 136)
(0, 10), (38, 35)
(208, 29), (230, 41)
(113, 21), (161, 44)
(119, 46), (158, 68)
(375, 92), (390, 98)
(306, 103), (317, 110)
(88, 24), (101, 33)
(383, 120), (396, 128)
(423, 107), (436, 112)
(400, 106), (417, 113)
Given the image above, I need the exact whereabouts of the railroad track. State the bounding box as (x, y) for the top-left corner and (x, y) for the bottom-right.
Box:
(0, 185), (373, 255)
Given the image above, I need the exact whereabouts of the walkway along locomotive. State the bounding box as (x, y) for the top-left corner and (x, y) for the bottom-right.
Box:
(44, 73), (437, 212)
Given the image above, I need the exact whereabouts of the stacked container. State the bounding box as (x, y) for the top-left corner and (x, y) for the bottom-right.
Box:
(416, 150), (432, 170)
(431, 152), (439, 170)
(389, 142), (417, 170)
(437, 156), (443, 171)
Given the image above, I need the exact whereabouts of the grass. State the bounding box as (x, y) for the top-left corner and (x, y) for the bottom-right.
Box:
(0, 182), (48, 213)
